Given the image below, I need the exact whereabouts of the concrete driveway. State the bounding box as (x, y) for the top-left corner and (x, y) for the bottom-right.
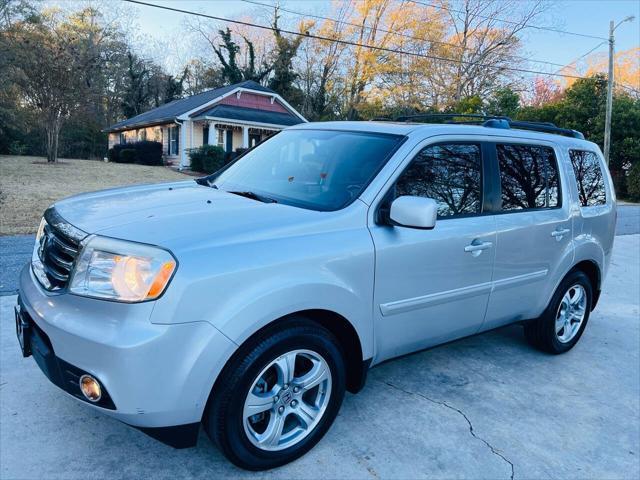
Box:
(1, 234), (638, 479)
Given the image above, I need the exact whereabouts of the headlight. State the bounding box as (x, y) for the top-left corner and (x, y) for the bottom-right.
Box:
(69, 236), (177, 302)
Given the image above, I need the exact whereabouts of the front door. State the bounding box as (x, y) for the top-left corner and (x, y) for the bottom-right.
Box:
(226, 130), (233, 153)
(249, 133), (261, 148)
(370, 141), (496, 362)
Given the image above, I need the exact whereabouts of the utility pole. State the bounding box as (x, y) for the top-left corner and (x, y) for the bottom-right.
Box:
(604, 21), (614, 165)
(604, 16), (635, 165)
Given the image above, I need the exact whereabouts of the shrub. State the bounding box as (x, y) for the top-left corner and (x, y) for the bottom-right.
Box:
(134, 140), (163, 166)
(9, 141), (27, 155)
(110, 144), (130, 163)
(119, 148), (137, 163)
(109, 141), (162, 165)
(107, 147), (119, 162)
(627, 163), (640, 202)
(188, 144), (225, 173)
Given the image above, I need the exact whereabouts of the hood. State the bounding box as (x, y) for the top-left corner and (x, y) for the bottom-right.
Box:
(52, 181), (330, 249)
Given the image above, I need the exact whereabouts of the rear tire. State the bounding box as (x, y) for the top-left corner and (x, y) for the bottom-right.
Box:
(524, 270), (593, 354)
(204, 317), (346, 470)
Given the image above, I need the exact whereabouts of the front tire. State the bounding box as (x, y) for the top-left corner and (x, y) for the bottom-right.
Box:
(204, 318), (346, 470)
(524, 270), (593, 354)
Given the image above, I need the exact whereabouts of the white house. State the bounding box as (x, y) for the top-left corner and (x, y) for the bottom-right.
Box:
(106, 80), (307, 168)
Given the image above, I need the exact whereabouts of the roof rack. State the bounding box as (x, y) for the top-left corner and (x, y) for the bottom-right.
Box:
(393, 113), (585, 139)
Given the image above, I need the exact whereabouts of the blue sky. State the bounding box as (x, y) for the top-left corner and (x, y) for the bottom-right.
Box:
(131, 0), (639, 76)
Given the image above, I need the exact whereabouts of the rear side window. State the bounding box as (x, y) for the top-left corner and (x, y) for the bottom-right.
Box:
(569, 150), (606, 206)
(395, 143), (482, 218)
(497, 144), (560, 211)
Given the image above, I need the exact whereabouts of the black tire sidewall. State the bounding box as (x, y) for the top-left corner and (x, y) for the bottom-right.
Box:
(207, 321), (346, 470)
(543, 270), (593, 353)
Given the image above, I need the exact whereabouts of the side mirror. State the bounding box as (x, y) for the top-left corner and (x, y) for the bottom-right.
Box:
(389, 196), (438, 229)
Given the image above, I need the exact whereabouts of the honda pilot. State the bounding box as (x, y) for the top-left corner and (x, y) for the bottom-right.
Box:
(16, 117), (616, 469)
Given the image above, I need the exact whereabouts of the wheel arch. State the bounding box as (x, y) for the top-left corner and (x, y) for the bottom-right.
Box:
(201, 308), (370, 425)
(569, 259), (602, 310)
(292, 309), (370, 393)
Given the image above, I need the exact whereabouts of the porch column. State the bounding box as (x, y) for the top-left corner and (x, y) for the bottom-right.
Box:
(208, 122), (216, 145)
(179, 120), (190, 169)
(242, 125), (249, 148)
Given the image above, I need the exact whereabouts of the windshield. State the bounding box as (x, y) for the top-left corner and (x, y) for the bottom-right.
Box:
(208, 129), (404, 211)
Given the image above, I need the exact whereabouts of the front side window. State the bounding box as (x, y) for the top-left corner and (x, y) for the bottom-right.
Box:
(569, 150), (606, 206)
(210, 129), (404, 211)
(395, 143), (482, 218)
(498, 144), (560, 211)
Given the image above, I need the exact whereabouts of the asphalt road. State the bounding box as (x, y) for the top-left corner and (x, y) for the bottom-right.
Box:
(0, 236), (638, 478)
(1, 205), (639, 297)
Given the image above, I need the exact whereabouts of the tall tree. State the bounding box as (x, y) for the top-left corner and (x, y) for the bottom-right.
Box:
(4, 7), (102, 162)
(121, 52), (150, 117)
(267, 7), (307, 104)
(209, 27), (270, 84)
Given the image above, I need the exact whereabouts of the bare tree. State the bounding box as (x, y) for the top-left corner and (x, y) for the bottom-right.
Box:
(431, 0), (549, 105)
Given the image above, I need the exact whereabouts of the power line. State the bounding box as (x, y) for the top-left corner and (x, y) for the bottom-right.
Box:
(553, 42), (639, 94)
(407, 0), (608, 41)
(555, 40), (607, 74)
(124, 0), (591, 80)
(239, 0), (572, 70)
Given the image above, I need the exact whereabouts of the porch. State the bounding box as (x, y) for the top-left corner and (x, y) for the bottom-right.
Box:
(170, 119), (280, 169)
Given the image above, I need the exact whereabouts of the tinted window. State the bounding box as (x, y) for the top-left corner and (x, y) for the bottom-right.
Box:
(569, 150), (606, 206)
(498, 144), (560, 210)
(212, 129), (403, 211)
(395, 143), (482, 217)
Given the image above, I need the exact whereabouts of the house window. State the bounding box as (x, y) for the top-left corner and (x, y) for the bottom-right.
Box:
(217, 129), (224, 148)
(169, 126), (179, 156)
(139, 129), (147, 141)
(119, 132), (126, 144)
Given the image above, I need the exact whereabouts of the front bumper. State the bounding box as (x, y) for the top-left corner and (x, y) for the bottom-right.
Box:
(17, 264), (237, 446)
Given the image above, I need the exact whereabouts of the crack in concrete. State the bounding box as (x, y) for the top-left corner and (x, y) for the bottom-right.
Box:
(382, 380), (515, 480)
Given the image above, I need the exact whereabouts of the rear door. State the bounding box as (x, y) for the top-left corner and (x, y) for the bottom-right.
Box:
(369, 140), (497, 362)
(482, 140), (574, 330)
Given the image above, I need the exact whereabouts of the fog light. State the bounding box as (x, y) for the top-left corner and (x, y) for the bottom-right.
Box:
(79, 374), (102, 402)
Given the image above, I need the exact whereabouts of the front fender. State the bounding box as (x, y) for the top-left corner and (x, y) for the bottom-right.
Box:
(212, 280), (372, 357)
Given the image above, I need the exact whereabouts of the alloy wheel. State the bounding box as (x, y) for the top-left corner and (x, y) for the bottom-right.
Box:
(555, 284), (587, 343)
(242, 349), (332, 451)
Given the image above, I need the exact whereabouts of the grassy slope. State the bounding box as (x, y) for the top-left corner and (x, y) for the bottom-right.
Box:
(0, 155), (189, 235)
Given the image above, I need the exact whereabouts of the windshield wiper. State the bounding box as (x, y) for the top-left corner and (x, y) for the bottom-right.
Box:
(228, 191), (277, 204)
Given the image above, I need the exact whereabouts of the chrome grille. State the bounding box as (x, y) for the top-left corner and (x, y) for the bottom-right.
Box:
(38, 223), (80, 288)
(33, 209), (86, 290)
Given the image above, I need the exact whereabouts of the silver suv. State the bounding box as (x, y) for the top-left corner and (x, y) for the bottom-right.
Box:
(16, 118), (616, 469)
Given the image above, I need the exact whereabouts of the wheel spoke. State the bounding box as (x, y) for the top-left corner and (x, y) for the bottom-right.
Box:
(569, 287), (583, 306)
(274, 352), (297, 385)
(294, 359), (329, 392)
(244, 389), (277, 418)
(570, 309), (585, 322)
(295, 401), (320, 428)
(259, 412), (286, 447)
(555, 314), (566, 334)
